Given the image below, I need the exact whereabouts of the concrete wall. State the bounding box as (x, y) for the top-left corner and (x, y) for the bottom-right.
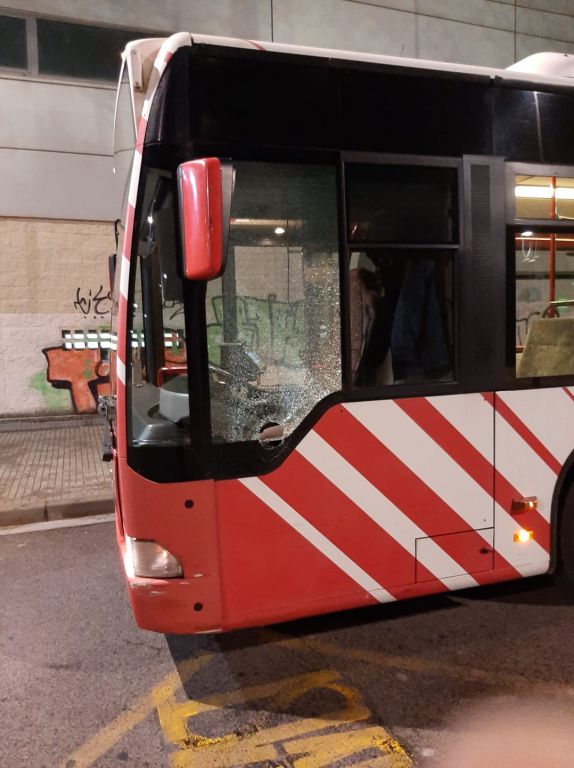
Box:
(0, 218), (112, 416)
(2, 0), (574, 416)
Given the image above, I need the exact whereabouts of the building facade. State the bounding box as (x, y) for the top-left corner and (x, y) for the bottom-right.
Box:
(1, 0), (573, 416)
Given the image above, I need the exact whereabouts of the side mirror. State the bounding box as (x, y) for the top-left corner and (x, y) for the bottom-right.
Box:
(177, 158), (232, 280)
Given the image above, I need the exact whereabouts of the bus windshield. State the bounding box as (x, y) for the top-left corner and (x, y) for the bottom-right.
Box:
(206, 162), (341, 444)
(127, 160), (341, 451)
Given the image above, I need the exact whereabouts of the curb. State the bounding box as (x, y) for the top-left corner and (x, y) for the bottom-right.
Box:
(0, 414), (102, 433)
(0, 496), (114, 528)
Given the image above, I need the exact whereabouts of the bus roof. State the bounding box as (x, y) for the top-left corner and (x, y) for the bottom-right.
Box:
(123, 32), (574, 110)
(186, 32), (574, 90)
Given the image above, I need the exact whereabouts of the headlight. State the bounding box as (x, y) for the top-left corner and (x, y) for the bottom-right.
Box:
(125, 537), (183, 578)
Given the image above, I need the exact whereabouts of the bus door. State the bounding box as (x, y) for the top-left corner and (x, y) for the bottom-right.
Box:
(343, 158), (495, 586)
(497, 168), (574, 574)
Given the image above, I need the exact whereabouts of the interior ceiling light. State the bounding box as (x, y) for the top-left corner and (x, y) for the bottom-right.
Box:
(515, 185), (574, 200)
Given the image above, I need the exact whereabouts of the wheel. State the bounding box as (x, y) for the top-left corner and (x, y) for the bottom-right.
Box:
(558, 482), (574, 596)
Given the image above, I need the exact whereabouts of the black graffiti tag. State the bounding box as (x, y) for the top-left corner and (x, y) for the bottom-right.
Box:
(162, 299), (185, 321)
(74, 286), (112, 318)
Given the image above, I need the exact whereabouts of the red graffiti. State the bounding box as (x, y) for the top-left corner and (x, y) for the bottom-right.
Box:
(43, 347), (110, 413)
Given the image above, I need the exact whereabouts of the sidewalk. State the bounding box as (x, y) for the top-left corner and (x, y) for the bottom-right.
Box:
(0, 415), (113, 528)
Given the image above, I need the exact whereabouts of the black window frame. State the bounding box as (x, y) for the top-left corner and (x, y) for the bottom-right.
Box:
(341, 151), (464, 402)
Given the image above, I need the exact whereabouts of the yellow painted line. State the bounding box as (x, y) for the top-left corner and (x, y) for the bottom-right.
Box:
(58, 653), (212, 768)
(154, 669), (345, 746)
(352, 753), (412, 768)
(281, 727), (413, 768)
(169, 717), (409, 768)
(259, 630), (574, 696)
(156, 665), (412, 768)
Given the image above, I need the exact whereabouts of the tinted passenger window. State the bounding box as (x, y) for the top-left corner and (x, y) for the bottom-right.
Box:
(347, 164), (458, 244)
(342, 71), (492, 157)
(495, 89), (574, 164)
(347, 162), (458, 387)
(350, 250), (454, 386)
(190, 54), (339, 149)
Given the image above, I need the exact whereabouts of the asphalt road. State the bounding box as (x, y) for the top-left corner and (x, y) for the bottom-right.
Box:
(2, 519), (574, 768)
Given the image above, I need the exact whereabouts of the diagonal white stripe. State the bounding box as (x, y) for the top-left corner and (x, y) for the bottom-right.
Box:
(141, 97), (153, 122)
(117, 358), (126, 385)
(347, 398), (549, 574)
(239, 476), (395, 603)
(345, 400), (493, 530)
(428, 393), (494, 463)
(120, 254), (130, 300)
(127, 150), (142, 208)
(498, 388), (574, 465)
(297, 431), (476, 587)
(495, 415), (556, 522)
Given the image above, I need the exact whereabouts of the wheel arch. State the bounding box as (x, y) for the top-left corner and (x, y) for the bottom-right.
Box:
(550, 447), (574, 573)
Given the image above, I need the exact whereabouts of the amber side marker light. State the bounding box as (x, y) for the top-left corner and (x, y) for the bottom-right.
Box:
(514, 529), (534, 544)
(511, 496), (538, 514)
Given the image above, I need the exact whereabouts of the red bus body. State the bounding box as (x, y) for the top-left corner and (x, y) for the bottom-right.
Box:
(110, 34), (574, 633)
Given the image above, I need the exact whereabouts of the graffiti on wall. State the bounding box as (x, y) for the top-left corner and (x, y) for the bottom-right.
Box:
(73, 285), (112, 319)
(34, 282), (115, 413)
(36, 289), (330, 414)
(42, 329), (112, 413)
(206, 294), (306, 367)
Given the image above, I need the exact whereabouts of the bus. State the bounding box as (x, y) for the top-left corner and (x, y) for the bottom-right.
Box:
(107, 32), (574, 634)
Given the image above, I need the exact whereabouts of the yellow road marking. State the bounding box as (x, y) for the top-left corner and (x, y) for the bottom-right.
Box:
(170, 725), (412, 768)
(282, 727), (413, 768)
(154, 669), (347, 746)
(156, 668), (411, 768)
(58, 653), (212, 768)
(353, 757), (410, 768)
(60, 621), (572, 768)
(259, 630), (574, 696)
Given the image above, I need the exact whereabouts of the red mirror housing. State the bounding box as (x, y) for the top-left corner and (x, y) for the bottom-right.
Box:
(177, 158), (226, 280)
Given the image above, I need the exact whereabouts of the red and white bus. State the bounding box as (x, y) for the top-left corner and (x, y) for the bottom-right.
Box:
(107, 32), (574, 633)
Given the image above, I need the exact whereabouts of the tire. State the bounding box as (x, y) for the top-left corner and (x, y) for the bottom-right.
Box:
(558, 482), (574, 597)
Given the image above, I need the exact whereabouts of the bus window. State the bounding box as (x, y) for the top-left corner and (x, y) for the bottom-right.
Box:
(515, 175), (574, 220)
(206, 162), (341, 444)
(346, 162), (458, 387)
(349, 250), (454, 386)
(347, 164), (459, 245)
(515, 230), (574, 378)
(128, 167), (188, 446)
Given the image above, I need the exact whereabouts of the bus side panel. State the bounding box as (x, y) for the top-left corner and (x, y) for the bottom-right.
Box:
(117, 460), (223, 633)
(215, 395), (501, 630)
(493, 387), (574, 575)
(215, 477), (385, 630)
